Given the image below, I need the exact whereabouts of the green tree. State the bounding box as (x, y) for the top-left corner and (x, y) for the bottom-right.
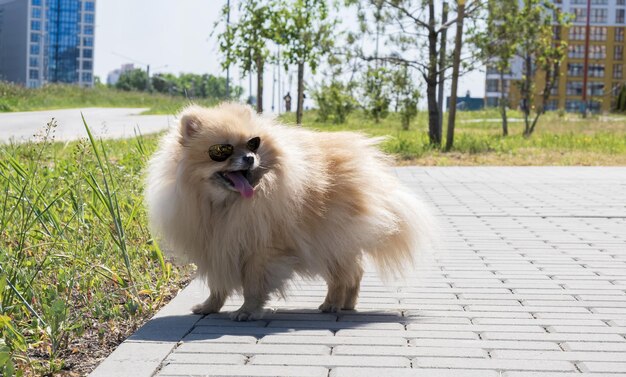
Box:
(362, 66), (392, 123)
(217, 0), (277, 113)
(349, 0), (484, 146)
(115, 69), (148, 92)
(312, 79), (357, 124)
(277, 0), (335, 125)
(516, 0), (569, 137)
(391, 64), (420, 130)
(475, 0), (519, 136)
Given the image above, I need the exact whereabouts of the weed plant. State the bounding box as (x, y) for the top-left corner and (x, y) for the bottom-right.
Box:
(0, 118), (190, 375)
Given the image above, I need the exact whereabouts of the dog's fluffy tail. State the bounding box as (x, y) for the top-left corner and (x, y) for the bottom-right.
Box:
(367, 187), (438, 280)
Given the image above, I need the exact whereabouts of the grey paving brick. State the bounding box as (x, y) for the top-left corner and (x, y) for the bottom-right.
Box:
(561, 342), (626, 352)
(158, 365), (329, 376)
(250, 354), (411, 367)
(331, 368), (501, 377)
(334, 344), (488, 358)
(409, 339), (561, 350)
(491, 350), (626, 362)
(175, 343), (331, 355)
(503, 373), (621, 377)
(163, 353), (246, 364)
(481, 332), (625, 342)
(258, 335), (408, 346)
(413, 357), (577, 371)
(578, 361), (626, 373)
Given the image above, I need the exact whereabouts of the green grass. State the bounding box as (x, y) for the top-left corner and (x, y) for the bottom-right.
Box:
(280, 109), (626, 165)
(0, 120), (191, 375)
(1, 92), (625, 374)
(0, 81), (217, 115)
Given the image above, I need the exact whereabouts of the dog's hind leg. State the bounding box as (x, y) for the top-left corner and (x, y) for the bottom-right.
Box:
(319, 255), (364, 312)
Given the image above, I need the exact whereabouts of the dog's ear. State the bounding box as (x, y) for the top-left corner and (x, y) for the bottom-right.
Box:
(178, 106), (203, 141)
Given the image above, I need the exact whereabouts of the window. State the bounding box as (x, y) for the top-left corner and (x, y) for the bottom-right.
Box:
(566, 81), (583, 96)
(29, 69), (39, 79)
(84, 1), (95, 11)
(84, 25), (94, 35)
(590, 8), (607, 23)
(568, 63), (584, 77)
(31, 0), (41, 5)
(29, 57), (38, 67)
(30, 20), (41, 31)
(545, 100), (559, 111)
(83, 13), (94, 24)
(29, 44), (39, 55)
(551, 80), (560, 95)
(615, 45), (624, 60)
(82, 60), (92, 70)
(588, 64), (605, 77)
(82, 72), (92, 82)
(31, 8), (41, 19)
(486, 79), (500, 93)
(617, 9), (625, 23)
(568, 45), (585, 59)
(573, 8), (587, 23)
(590, 27), (607, 41)
(612, 82), (622, 97)
(614, 64), (623, 79)
(566, 100), (583, 112)
(590, 45), (606, 59)
(589, 82), (604, 96)
(30, 33), (40, 43)
(83, 49), (92, 58)
(83, 37), (93, 47)
(618, 0), (626, 5)
(616, 28), (625, 42)
(569, 26), (585, 40)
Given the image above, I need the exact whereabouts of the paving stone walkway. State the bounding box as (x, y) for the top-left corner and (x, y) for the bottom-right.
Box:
(91, 167), (626, 377)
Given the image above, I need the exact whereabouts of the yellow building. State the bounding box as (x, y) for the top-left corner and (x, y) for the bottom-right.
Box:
(485, 1), (626, 113)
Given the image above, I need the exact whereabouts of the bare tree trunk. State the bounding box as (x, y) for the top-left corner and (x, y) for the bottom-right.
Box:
(437, 2), (448, 134)
(499, 69), (508, 136)
(296, 61), (305, 125)
(256, 56), (264, 113)
(426, 0), (441, 145)
(522, 52), (532, 137)
(445, 0), (465, 152)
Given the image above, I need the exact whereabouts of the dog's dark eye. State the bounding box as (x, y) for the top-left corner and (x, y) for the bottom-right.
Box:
(208, 144), (234, 162)
(247, 137), (261, 152)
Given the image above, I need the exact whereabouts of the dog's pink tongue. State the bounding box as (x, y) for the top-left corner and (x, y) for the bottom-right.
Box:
(226, 172), (254, 198)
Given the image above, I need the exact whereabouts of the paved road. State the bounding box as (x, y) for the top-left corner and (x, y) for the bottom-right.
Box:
(91, 167), (626, 377)
(0, 108), (174, 143)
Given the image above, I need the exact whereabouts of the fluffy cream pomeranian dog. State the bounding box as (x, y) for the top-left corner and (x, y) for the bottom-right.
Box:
(145, 103), (434, 321)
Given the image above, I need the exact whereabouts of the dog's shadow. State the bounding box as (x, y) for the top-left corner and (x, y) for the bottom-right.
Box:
(128, 308), (412, 343)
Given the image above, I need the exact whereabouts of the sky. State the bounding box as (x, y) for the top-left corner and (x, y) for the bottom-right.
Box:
(94, 0), (486, 111)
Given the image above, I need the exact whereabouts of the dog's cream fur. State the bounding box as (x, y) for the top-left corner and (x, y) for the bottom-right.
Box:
(145, 103), (434, 320)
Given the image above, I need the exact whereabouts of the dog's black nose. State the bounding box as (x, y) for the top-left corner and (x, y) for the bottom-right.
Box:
(242, 155), (254, 166)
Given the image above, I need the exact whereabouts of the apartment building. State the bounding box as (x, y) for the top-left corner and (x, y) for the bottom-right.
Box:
(485, 0), (626, 113)
(0, 0), (96, 88)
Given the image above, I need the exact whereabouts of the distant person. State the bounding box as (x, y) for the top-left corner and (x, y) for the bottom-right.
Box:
(284, 92), (292, 112)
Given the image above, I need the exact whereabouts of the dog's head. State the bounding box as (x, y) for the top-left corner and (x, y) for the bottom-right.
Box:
(176, 103), (278, 201)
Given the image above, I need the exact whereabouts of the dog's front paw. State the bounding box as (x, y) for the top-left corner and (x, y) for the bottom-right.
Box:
(229, 307), (262, 321)
(191, 302), (219, 315)
(318, 301), (341, 313)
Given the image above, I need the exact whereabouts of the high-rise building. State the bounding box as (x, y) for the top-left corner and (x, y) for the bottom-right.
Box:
(0, 0), (96, 88)
(485, 0), (626, 113)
